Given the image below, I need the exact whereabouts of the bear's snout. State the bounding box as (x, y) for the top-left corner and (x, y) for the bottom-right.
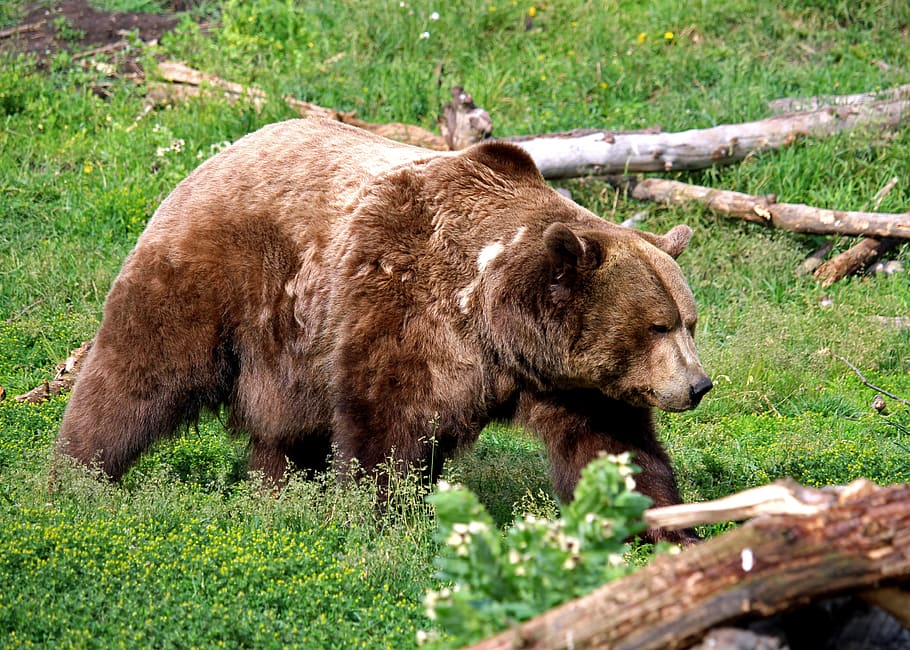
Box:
(688, 375), (713, 408)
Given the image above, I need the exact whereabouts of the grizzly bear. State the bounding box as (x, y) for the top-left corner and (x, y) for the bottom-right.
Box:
(57, 118), (711, 542)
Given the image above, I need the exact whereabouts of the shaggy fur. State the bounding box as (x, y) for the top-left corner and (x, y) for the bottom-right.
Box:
(57, 118), (711, 542)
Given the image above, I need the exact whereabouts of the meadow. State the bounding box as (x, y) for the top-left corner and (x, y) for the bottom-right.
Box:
(1, 0), (909, 647)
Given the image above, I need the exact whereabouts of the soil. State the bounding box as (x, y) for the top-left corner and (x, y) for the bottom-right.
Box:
(0, 0), (182, 61)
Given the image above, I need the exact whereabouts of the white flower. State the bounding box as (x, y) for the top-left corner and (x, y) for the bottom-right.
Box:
(456, 544), (469, 557)
(419, 31), (430, 39)
(508, 549), (521, 564)
(624, 475), (637, 491)
(563, 556), (578, 570)
(467, 521), (488, 534)
(430, 11), (440, 20)
(416, 630), (429, 646)
(437, 479), (451, 492)
(607, 553), (624, 567)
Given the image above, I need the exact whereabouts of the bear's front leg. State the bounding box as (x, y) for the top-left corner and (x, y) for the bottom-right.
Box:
(516, 389), (698, 545)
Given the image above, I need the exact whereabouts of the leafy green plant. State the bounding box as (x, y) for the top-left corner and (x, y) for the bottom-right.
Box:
(422, 453), (653, 647)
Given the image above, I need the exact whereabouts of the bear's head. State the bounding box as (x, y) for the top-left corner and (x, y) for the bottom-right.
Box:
(428, 140), (711, 413)
(541, 220), (712, 411)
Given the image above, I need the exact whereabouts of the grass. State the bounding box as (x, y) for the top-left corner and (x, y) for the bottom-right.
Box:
(1, 0), (910, 647)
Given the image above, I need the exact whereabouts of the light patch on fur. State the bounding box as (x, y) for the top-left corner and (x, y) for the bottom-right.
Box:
(477, 242), (504, 271)
(457, 278), (481, 314)
(510, 227), (527, 246)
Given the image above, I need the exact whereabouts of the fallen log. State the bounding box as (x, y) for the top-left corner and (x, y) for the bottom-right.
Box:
(506, 98), (910, 178)
(628, 177), (910, 240)
(466, 479), (910, 650)
(768, 83), (910, 113)
(814, 237), (901, 287)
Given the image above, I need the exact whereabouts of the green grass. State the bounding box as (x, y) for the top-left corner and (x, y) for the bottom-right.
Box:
(2, 0), (910, 647)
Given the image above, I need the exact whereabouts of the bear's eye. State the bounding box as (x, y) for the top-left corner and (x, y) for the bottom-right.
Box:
(650, 324), (670, 335)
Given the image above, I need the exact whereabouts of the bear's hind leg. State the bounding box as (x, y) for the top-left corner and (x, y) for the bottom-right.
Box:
(57, 360), (203, 481)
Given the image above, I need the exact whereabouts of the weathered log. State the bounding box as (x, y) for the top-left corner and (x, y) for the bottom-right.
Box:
(506, 98), (910, 178)
(466, 480), (910, 650)
(768, 83), (910, 113)
(628, 177), (910, 240)
(813, 237), (901, 287)
(152, 62), (449, 150)
(13, 340), (93, 404)
(438, 85), (493, 150)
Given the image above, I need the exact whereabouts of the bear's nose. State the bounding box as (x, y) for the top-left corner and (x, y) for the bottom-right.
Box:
(689, 376), (713, 406)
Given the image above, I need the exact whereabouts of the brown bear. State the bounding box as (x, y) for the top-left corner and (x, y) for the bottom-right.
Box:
(56, 118), (711, 542)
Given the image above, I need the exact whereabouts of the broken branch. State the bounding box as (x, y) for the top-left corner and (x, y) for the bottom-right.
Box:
(628, 177), (910, 240)
(813, 237), (900, 287)
(467, 480), (910, 650)
(829, 352), (910, 408)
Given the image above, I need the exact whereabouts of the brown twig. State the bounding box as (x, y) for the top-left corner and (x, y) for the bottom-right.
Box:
(4, 298), (46, 324)
(830, 352), (910, 407)
(0, 21), (44, 40)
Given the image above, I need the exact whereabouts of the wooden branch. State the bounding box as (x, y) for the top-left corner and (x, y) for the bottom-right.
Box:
(812, 176), (903, 286)
(13, 340), (93, 404)
(628, 177), (910, 240)
(152, 62), (448, 150)
(813, 236), (900, 286)
(438, 85), (493, 150)
(507, 98), (910, 178)
(643, 478), (867, 531)
(768, 83), (910, 113)
(828, 352), (910, 408)
(466, 481), (910, 650)
(0, 21), (44, 40)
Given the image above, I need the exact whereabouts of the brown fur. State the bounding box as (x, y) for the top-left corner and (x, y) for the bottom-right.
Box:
(56, 119), (711, 542)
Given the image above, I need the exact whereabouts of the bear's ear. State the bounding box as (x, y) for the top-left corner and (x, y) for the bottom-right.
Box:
(634, 224), (692, 259)
(544, 223), (603, 287)
(462, 141), (544, 184)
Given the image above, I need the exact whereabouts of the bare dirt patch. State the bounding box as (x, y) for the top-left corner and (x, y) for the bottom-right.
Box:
(1, 0), (180, 61)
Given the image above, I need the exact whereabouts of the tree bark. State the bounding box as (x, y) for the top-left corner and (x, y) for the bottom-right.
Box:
(465, 481), (910, 650)
(628, 177), (910, 240)
(505, 98), (910, 178)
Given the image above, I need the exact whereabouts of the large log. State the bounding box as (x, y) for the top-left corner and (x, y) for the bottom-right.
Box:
(466, 480), (910, 650)
(507, 98), (910, 178)
(628, 177), (910, 240)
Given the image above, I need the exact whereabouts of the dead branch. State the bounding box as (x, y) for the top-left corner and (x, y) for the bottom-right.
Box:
(828, 352), (910, 408)
(506, 98), (910, 178)
(466, 480), (910, 650)
(0, 21), (44, 40)
(628, 177), (910, 240)
(768, 84), (910, 113)
(643, 478), (859, 531)
(152, 62), (448, 150)
(813, 237), (901, 286)
(438, 85), (493, 150)
(798, 241), (833, 275)
(13, 340), (93, 404)
(812, 176), (903, 285)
